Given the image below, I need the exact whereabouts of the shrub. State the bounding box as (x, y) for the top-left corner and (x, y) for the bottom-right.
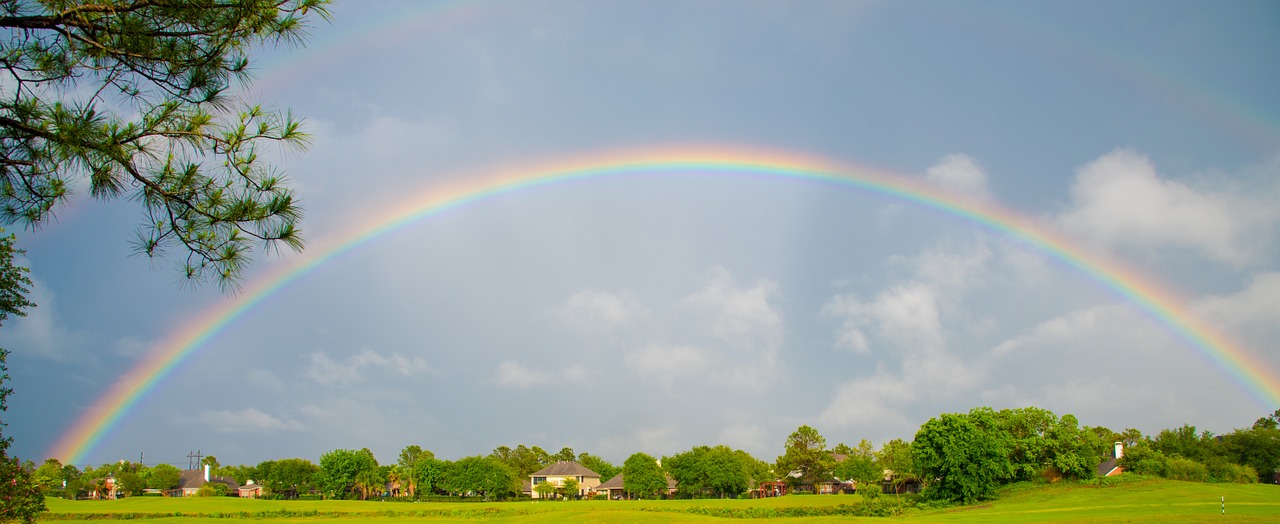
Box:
(1165, 457), (1209, 482)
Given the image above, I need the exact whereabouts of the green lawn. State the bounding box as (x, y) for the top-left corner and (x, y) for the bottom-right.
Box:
(38, 478), (1280, 523)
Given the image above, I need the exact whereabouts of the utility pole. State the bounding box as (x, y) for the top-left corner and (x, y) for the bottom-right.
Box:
(187, 450), (203, 471)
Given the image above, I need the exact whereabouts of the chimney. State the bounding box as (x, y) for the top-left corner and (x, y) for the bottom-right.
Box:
(204, 463), (211, 482)
(1114, 442), (1124, 460)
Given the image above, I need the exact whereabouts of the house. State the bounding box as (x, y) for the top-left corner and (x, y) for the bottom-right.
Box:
(529, 461), (601, 499)
(1097, 442), (1125, 477)
(751, 481), (788, 498)
(596, 473), (625, 499)
(172, 465), (241, 496)
(238, 482), (265, 498)
(595, 473), (679, 500)
(815, 478), (855, 494)
(87, 475), (120, 500)
(879, 470), (922, 494)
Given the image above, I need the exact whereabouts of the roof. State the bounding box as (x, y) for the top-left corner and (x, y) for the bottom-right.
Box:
(598, 473), (624, 490)
(178, 470), (240, 490)
(594, 473), (677, 491)
(530, 461), (599, 478)
(1097, 458), (1120, 477)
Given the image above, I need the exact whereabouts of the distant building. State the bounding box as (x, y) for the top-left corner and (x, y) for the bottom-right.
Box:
(172, 464), (240, 497)
(1096, 442), (1125, 477)
(529, 461), (601, 499)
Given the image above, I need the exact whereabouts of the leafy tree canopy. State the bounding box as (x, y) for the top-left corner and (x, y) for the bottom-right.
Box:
(0, 0), (331, 287)
(318, 448), (377, 499)
(776, 425), (834, 491)
(0, 231), (40, 522)
(913, 411), (1011, 504)
(622, 452), (666, 499)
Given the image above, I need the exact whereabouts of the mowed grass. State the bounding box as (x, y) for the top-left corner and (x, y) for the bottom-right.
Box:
(39, 478), (1280, 523)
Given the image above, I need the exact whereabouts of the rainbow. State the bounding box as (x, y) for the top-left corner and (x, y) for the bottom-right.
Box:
(46, 145), (1280, 464)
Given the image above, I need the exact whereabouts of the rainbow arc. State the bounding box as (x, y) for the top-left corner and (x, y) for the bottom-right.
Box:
(47, 145), (1279, 464)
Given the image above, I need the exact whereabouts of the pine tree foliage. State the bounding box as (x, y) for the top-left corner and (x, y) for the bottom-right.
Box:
(0, 0), (330, 287)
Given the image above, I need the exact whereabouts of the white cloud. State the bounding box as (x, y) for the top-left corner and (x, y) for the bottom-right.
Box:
(247, 368), (285, 390)
(820, 374), (916, 429)
(717, 422), (770, 458)
(491, 360), (589, 388)
(990, 305), (1115, 357)
(823, 282), (944, 354)
(197, 408), (305, 433)
(893, 241), (992, 293)
(598, 425), (679, 459)
(1193, 272), (1280, 332)
(298, 404), (334, 419)
(679, 266), (783, 346)
(819, 242), (990, 428)
(111, 337), (151, 359)
(493, 360), (548, 388)
(1055, 149), (1278, 266)
(557, 288), (649, 331)
(624, 344), (707, 384)
(561, 364), (589, 383)
(306, 348), (434, 385)
(1, 277), (86, 360)
(925, 153), (991, 200)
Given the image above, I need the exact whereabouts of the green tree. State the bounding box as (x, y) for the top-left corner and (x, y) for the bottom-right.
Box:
(200, 456), (221, 472)
(410, 456), (445, 497)
(833, 441), (878, 492)
(398, 445), (434, 469)
(1222, 423), (1280, 482)
(622, 453), (666, 499)
(776, 425), (834, 492)
(1253, 410), (1280, 430)
(318, 448), (377, 499)
(575, 452), (618, 484)
(440, 456), (515, 500)
(352, 468), (383, 500)
(490, 445), (551, 478)
(0, 230), (41, 522)
(0, 0), (332, 287)
(33, 459), (64, 491)
(913, 412), (1010, 504)
(146, 464), (182, 491)
(115, 471), (145, 497)
(533, 480), (556, 500)
(878, 438), (914, 500)
(262, 458), (319, 496)
(993, 406), (1055, 481)
(664, 445), (751, 499)
(560, 476), (580, 500)
(552, 447), (575, 463)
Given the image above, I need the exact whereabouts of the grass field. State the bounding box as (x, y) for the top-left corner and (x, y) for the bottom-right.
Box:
(38, 478), (1280, 523)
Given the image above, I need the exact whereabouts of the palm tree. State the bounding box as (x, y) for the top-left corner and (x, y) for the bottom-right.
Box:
(353, 469), (382, 500)
(387, 466), (407, 498)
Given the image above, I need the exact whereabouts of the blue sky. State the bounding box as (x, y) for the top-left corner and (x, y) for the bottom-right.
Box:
(5, 0), (1279, 469)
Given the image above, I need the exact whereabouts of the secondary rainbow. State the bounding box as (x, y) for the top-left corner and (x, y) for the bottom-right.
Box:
(47, 145), (1280, 464)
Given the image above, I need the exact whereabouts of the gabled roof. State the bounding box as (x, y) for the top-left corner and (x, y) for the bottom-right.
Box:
(178, 470), (240, 490)
(598, 473), (624, 490)
(530, 461), (599, 478)
(595, 473), (677, 491)
(1097, 457), (1121, 477)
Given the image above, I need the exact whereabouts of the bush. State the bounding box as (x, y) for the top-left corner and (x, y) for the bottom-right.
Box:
(1165, 457), (1209, 482)
(1206, 460), (1257, 484)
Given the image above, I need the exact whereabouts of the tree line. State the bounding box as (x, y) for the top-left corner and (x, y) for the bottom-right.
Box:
(21, 406), (1279, 506)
